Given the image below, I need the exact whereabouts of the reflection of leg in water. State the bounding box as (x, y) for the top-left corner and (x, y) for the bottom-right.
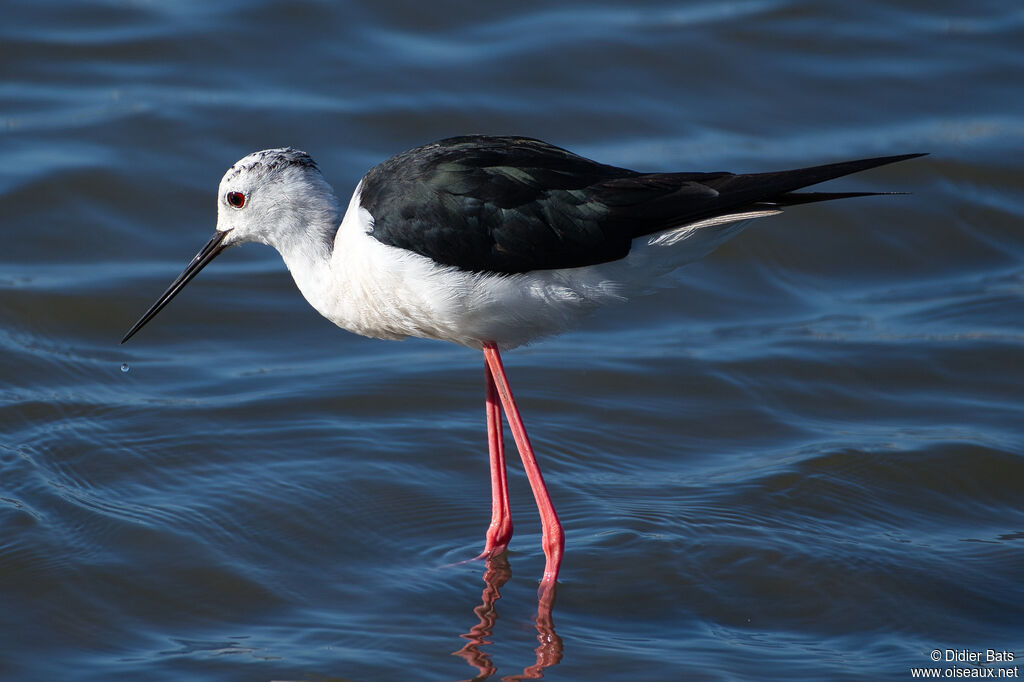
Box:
(519, 591), (563, 681)
(451, 553), (563, 682)
(452, 553), (511, 680)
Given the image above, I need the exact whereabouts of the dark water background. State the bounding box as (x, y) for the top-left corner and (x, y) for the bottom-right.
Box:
(2, 1), (1023, 680)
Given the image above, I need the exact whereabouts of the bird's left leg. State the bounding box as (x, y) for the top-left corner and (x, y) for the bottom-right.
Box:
(482, 342), (564, 600)
(478, 353), (513, 557)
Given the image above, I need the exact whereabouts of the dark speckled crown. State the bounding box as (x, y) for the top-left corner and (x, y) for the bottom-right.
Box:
(225, 147), (318, 182)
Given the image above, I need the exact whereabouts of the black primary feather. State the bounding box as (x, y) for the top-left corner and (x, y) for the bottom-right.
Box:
(359, 135), (924, 274)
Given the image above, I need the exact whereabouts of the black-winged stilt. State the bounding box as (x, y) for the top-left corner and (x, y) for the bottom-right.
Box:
(121, 135), (924, 602)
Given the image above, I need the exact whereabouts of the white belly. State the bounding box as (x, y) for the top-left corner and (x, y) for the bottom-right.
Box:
(297, 187), (772, 350)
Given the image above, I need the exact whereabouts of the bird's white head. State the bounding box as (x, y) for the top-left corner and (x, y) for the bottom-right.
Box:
(120, 147), (342, 344)
(215, 147), (341, 254)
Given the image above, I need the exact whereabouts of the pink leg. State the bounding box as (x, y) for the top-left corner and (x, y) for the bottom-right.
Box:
(482, 342), (564, 600)
(479, 357), (513, 557)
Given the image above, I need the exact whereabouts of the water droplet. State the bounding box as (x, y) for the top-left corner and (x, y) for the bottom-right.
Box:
(120, 363), (130, 373)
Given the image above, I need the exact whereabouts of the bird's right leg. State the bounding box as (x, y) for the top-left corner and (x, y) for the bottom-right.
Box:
(482, 342), (563, 604)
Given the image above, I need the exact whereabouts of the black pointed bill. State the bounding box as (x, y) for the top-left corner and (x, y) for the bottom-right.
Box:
(121, 230), (231, 344)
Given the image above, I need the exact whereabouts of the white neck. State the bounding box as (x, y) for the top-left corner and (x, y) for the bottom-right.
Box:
(270, 187), (341, 319)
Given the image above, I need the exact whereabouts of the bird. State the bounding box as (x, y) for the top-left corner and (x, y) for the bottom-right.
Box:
(121, 135), (924, 602)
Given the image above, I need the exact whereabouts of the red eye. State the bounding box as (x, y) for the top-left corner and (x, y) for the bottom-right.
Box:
(226, 191), (246, 208)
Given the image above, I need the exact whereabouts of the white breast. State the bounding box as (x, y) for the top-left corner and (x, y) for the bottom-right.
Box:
(305, 186), (772, 350)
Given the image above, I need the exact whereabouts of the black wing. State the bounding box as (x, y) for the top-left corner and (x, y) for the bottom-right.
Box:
(359, 135), (924, 274)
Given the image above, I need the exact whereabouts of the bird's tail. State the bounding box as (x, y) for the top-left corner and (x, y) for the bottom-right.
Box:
(735, 153), (928, 207)
(704, 151), (929, 206)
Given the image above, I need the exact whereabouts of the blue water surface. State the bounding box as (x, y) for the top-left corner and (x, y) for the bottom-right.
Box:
(2, 1), (1023, 680)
